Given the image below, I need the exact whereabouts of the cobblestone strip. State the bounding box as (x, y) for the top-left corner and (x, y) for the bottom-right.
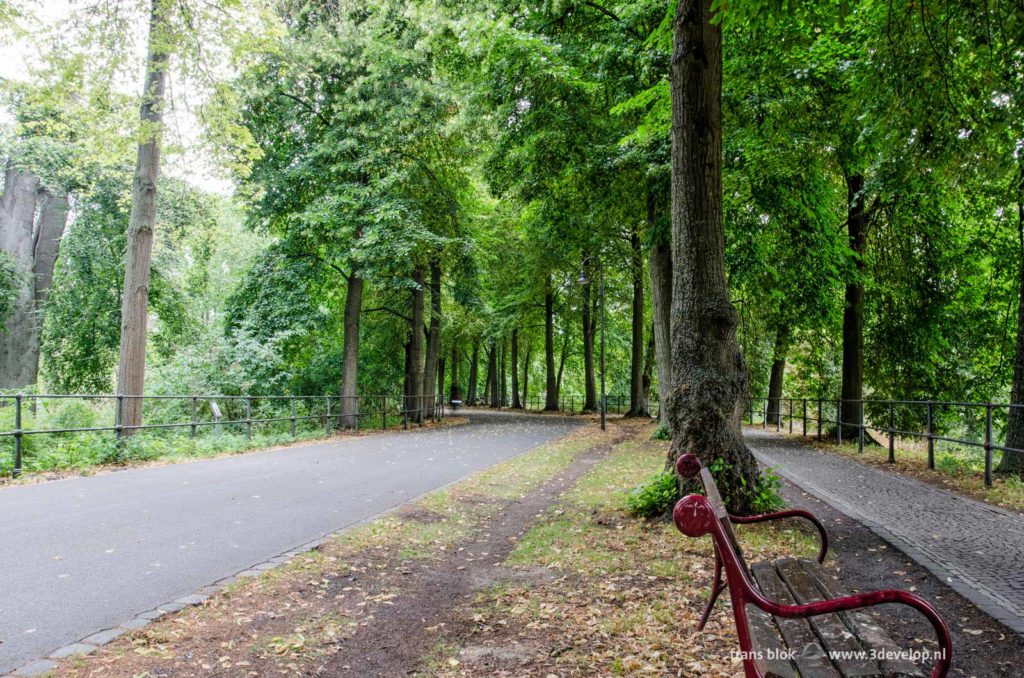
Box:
(745, 428), (1024, 637)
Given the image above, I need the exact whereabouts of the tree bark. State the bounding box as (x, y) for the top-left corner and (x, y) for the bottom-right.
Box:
(555, 329), (569, 407)
(116, 0), (170, 434)
(1001, 161), (1024, 474)
(582, 265), (597, 412)
(766, 326), (789, 427)
(25, 188), (69, 381)
(487, 340), (498, 407)
(649, 192), (673, 430)
(0, 165), (40, 388)
(449, 347), (461, 402)
(840, 173), (867, 434)
(409, 268), (425, 422)
(499, 337), (507, 407)
(627, 220), (648, 416)
(467, 342), (479, 404)
(666, 0), (761, 514)
(422, 261), (442, 415)
(544, 274), (558, 410)
(511, 329), (522, 408)
(522, 343), (531, 407)
(642, 320), (656, 415)
(437, 356), (445, 402)
(339, 274), (363, 428)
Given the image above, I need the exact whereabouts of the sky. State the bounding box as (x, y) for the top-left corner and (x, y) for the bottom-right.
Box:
(0, 0), (233, 195)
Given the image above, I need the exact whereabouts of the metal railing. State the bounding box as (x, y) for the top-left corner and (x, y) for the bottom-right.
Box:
(0, 392), (446, 477)
(746, 395), (1024, 487)
(461, 393), (659, 417)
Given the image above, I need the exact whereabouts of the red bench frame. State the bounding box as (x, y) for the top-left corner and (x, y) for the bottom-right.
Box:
(673, 453), (952, 678)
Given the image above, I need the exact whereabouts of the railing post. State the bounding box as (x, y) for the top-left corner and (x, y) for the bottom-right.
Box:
(190, 396), (197, 439)
(817, 398), (822, 440)
(381, 396), (387, 430)
(762, 399), (767, 429)
(789, 398), (793, 433)
(926, 400), (934, 469)
(837, 399), (843, 445)
(802, 399), (807, 436)
(245, 396), (252, 440)
(325, 396), (331, 435)
(858, 400), (865, 453)
(984, 402), (993, 487)
(403, 396), (409, 430)
(13, 393), (23, 478)
(115, 393), (124, 440)
(290, 398), (296, 438)
(888, 400), (895, 463)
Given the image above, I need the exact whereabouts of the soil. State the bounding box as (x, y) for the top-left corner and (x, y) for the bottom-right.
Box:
(780, 479), (1024, 677)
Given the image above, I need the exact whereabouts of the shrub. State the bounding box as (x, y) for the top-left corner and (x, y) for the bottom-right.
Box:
(627, 472), (679, 518)
(650, 425), (670, 441)
(751, 468), (785, 514)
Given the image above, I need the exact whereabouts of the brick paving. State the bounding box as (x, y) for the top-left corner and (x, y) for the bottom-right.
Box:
(745, 428), (1024, 636)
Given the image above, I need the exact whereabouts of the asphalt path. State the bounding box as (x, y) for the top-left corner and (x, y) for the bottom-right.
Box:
(0, 410), (581, 674)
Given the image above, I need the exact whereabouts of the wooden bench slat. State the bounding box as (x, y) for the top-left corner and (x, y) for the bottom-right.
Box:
(745, 602), (801, 678)
(751, 561), (841, 678)
(775, 558), (884, 678)
(799, 560), (926, 678)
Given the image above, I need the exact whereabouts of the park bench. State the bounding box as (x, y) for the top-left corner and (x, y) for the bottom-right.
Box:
(673, 453), (952, 678)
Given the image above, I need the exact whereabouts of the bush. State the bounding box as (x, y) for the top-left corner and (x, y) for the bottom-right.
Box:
(751, 468), (785, 514)
(627, 472), (679, 518)
(650, 425), (670, 441)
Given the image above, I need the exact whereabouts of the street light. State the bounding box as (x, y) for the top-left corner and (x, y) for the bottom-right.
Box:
(578, 257), (605, 431)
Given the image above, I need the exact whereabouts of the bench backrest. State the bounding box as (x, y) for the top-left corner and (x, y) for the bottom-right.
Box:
(698, 466), (749, 571)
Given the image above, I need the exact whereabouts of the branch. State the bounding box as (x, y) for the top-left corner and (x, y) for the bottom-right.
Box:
(364, 307), (412, 322)
(277, 91), (331, 127)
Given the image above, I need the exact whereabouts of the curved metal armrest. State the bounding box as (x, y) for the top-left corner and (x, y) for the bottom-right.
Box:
(753, 588), (952, 678)
(729, 509), (829, 563)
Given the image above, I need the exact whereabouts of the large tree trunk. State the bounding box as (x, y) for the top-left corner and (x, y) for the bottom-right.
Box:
(487, 340), (499, 407)
(511, 329), (522, 408)
(0, 165), (40, 388)
(582, 265), (597, 412)
(627, 220), (648, 416)
(766, 326), (789, 427)
(649, 192), (673, 430)
(544, 275), (558, 410)
(467, 342), (479, 404)
(840, 173), (867, 434)
(116, 0), (169, 434)
(449, 347), (461, 402)
(422, 262), (442, 416)
(1001, 162), (1024, 475)
(409, 268), (425, 423)
(666, 0), (761, 514)
(339, 274), (363, 428)
(28, 189), (69, 380)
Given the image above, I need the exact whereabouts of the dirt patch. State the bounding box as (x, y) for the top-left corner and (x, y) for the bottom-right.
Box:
(394, 505), (448, 523)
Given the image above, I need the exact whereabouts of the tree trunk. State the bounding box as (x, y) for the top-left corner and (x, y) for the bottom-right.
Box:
(642, 321), (655, 415)
(339, 274), (363, 428)
(449, 347), (461, 402)
(522, 343), (531, 407)
(649, 191), (673, 430)
(467, 342), (479, 404)
(409, 268), (425, 422)
(28, 189), (69, 380)
(666, 0), (761, 514)
(766, 326), (789, 427)
(582, 266), (597, 412)
(544, 275), (558, 410)
(437, 356), (445, 402)
(627, 220), (648, 417)
(555, 330), (569, 407)
(116, 0), (170, 434)
(840, 173), (867, 434)
(1001, 161), (1024, 475)
(487, 340), (499, 407)
(422, 262), (442, 415)
(511, 329), (522, 408)
(0, 165), (40, 388)
(499, 337), (507, 407)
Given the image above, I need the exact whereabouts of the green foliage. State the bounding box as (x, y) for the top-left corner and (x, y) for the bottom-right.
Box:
(0, 251), (22, 328)
(626, 471), (678, 518)
(650, 424), (670, 441)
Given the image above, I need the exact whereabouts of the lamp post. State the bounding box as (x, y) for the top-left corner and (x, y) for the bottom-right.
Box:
(579, 257), (606, 431)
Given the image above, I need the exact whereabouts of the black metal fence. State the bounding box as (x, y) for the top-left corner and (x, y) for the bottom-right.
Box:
(746, 396), (1024, 487)
(463, 393), (659, 418)
(0, 393), (445, 478)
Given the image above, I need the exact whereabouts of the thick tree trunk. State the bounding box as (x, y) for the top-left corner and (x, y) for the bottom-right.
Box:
(409, 268), (425, 423)
(422, 262), (442, 416)
(449, 347), (461, 402)
(840, 173), (867, 434)
(766, 326), (789, 427)
(666, 0), (761, 514)
(544, 275), (558, 410)
(627, 221), (648, 416)
(0, 165), (40, 388)
(117, 0), (169, 434)
(28, 189), (69, 379)
(511, 329), (522, 408)
(487, 340), (499, 407)
(467, 342), (479, 404)
(1001, 162), (1024, 475)
(582, 267), (597, 412)
(339, 274), (363, 428)
(649, 192), (673, 430)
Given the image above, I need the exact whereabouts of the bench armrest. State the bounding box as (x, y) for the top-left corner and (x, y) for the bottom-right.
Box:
(754, 588), (952, 678)
(729, 509), (829, 563)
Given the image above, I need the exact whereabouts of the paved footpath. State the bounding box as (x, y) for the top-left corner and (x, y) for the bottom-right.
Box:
(746, 428), (1024, 636)
(0, 411), (581, 675)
